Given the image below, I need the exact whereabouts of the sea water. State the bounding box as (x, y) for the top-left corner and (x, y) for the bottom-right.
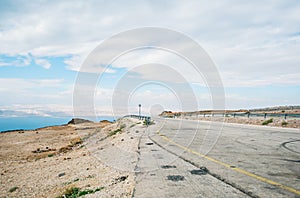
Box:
(0, 116), (116, 132)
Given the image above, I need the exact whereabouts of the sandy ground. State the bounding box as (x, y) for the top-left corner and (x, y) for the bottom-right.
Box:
(0, 118), (143, 198)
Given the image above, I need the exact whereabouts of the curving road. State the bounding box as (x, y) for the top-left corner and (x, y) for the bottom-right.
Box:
(133, 118), (300, 197)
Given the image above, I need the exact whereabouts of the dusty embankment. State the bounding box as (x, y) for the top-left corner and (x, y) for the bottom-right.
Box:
(183, 116), (300, 128)
(160, 107), (300, 129)
(0, 118), (144, 198)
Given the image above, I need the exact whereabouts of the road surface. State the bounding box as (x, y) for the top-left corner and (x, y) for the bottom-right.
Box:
(133, 118), (300, 197)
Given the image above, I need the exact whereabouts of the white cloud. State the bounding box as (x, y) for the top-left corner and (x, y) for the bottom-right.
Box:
(111, 49), (207, 84)
(0, 104), (74, 117)
(64, 55), (85, 71)
(0, 0), (300, 113)
(0, 78), (64, 90)
(0, 54), (32, 67)
(1, 1), (299, 74)
(221, 72), (300, 87)
(0, 78), (71, 107)
(34, 58), (51, 69)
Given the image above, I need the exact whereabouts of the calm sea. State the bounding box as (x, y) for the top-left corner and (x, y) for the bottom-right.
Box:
(0, 116), (116, 132)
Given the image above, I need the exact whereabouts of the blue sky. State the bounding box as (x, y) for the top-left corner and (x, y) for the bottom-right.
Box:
(0, 0), (299, 117)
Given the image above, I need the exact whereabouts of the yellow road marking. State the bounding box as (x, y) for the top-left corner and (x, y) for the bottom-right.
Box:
(157, 131), (300, 196)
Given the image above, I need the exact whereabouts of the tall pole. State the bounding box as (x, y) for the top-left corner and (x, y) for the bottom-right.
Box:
(138, 104), (141, 118)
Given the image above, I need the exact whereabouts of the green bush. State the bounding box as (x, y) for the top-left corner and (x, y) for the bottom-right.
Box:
(9, 186), (18, 193)
(65, 187), (79, 197)
(281, 121), (288, 126)
(120, 124), (126, 129)
(57, 187), (104, 198)
(262, 118), (273, 125)
(143, 120), (154, 125)
(109, 128), (121, 136)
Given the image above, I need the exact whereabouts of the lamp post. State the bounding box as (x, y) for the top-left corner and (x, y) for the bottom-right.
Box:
(138, 104), (141, 118)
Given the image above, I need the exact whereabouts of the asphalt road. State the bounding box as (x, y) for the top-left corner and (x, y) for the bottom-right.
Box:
(133, 118), (300, 197)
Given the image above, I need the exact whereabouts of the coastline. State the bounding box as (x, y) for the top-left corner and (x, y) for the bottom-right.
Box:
(0, 116), (117, 132)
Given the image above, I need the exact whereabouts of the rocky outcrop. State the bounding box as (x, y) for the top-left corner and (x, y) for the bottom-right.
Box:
(67, 118), (92, 125)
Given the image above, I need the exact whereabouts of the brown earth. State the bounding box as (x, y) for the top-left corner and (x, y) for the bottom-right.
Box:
(0, 118), (141, 197)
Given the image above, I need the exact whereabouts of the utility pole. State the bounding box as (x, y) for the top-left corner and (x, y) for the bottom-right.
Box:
(138, 104), (141, 118)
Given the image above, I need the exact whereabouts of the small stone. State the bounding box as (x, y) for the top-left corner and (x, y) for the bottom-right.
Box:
(58, 172), (65, 177)
(121, 139), (124, 141)
(190, 167), (208, 175)
(161, 165), (176, 169)
(114, 175), (128, 183)
(167, 175), (184, 181)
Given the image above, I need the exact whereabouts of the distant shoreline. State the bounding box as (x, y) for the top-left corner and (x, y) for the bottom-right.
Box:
(0, 116), (116, 133)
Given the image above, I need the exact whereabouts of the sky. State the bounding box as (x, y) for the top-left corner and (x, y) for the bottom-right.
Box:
(0, 0), (300, 118)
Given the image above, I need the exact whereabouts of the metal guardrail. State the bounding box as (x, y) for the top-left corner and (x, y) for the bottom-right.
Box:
(212, 113), (299, 119)
(123, 114), (151, 123)
(162, 113), (300, 120)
